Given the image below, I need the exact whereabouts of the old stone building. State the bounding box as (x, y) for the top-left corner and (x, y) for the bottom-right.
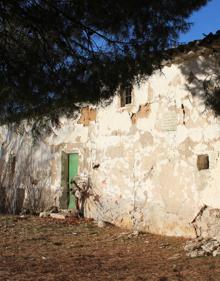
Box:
(1, 32), (220, 238)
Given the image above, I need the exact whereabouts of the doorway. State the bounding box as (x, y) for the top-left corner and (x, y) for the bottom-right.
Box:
(60, 152), (79, 209)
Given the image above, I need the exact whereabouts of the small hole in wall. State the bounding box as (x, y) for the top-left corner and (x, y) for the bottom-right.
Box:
(197, 154), (209, 171)
(93, 164), (100, 169)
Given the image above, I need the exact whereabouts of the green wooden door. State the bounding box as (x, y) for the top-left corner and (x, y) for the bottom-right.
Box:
(68, 153), (78, 209)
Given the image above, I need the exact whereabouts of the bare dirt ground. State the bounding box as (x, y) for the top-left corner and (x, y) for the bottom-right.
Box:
(0, 215), (220, 281)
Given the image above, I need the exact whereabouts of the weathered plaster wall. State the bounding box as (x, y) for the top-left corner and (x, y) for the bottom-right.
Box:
(83, 52), (220, 238)
(1, 51), (220, 238)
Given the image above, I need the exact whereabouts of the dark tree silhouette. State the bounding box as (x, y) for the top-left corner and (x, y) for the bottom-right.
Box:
(0, 0), (209, 123)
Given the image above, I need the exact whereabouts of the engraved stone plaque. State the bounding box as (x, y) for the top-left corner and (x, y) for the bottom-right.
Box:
(161, 111), (177, 131)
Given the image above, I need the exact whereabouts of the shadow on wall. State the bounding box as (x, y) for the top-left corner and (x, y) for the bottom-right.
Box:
(0, 144), (19, 213)
(0, 129), (53, 214)
(178, 49), (220, 116)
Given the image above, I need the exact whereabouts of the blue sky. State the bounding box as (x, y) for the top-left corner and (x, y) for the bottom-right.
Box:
(180, 0), (220, 43)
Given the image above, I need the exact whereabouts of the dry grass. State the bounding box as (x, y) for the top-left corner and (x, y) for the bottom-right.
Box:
(0, 215), (220, 281)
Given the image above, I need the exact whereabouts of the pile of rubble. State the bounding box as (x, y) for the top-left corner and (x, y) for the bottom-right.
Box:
(39, 206), (78, 220)
(184, 237), (220, 257)
(184, 206), (220, 257)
